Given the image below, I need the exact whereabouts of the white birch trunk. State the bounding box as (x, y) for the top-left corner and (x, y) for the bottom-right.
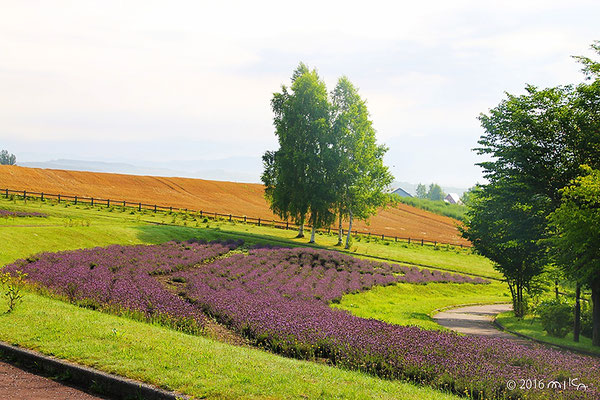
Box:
(345, 209), (353, 249)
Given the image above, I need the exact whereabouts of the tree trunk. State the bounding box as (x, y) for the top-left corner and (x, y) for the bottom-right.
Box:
(336, 211), (343, 246)
(574, 283), (581, 343)
(555, 281), (559, 300)
(345, 209), (353, 249)
(592, 281), (600, 346)
(309, 215), (316, 243)
(296, 215), (305, 238)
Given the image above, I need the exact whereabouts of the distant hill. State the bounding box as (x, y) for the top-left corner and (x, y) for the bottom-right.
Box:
(0, 165), (470, 246)
(19, 157), (262, 183)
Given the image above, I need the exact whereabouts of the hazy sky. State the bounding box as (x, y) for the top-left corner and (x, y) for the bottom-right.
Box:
(1, 1), (598, 186)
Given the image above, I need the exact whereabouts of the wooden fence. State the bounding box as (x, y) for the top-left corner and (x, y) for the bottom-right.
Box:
(1, 188), (471, 248)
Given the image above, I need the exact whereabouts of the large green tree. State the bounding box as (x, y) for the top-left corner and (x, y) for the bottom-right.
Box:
(549, 167), (600, 345)
(262, 63), (335, 242)
(463, 41), (600, 318)
(330, 77), (393, 248)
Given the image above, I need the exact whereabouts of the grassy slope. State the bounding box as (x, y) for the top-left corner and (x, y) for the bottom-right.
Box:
(395, 196), (466, 221)
(334, 281), (510, 330)
(0, 293), (460, 400)
(0, 197), (507, 398)
(496, 312), (600, 356)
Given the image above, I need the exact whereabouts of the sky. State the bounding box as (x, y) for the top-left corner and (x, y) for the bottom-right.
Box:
(1, 1), (598, 187)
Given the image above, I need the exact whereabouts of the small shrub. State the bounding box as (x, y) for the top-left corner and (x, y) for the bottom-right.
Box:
(0, 271), (27, 313)
(537, 299), (573, 338)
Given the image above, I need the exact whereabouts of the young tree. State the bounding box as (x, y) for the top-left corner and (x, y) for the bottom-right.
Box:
(549, 167), (600, 345)
(262, 63), (335, 241)
(330, 77), (393, 248)
(415, 183), (427, 199)
(461, 184), (546, 316)
(0, 150), (16, 165)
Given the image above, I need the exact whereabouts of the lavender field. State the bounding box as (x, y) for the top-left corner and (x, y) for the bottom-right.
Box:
(5, 242), (599, 399)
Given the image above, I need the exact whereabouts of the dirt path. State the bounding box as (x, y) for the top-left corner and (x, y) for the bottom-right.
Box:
(0, 360), (107, 400)
(433, 303), (530, 344)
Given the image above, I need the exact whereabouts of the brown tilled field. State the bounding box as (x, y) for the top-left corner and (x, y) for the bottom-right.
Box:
(0, 166), (469, 245)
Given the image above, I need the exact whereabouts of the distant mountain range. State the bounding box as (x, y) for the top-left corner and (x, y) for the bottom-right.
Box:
(18, 159), (469, 195)
(19, 158), (263, 183)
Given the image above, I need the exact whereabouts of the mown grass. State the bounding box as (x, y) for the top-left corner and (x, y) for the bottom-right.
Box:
(0, 196), (501, 279)
(0, 195), (506, 398)
(0, 292), (461, 400)
(334, 281), (510, 330)
(496, 312), (600, 355)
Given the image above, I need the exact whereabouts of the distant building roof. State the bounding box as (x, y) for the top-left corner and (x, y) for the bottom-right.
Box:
(444, 193), (461, 204)
(391, 187), (413, 197)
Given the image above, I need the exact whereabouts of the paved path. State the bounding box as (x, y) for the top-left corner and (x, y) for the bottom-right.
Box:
(0, 361), (107, 400)
(433, 303), (530, 344)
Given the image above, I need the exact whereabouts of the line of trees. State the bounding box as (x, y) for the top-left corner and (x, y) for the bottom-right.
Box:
(262, 64), (394, 247)
(415, 183), (445, 201)
(0, 150), (16, 165)
(461, 41), (600, 344)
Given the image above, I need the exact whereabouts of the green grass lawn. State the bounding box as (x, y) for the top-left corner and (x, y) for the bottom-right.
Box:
(335, 281), (510, 330)
(0, 292), (461, 400)
(0, 197), (500, 278)
(0, 196), (507, 398)
(496, 312), (600, 355)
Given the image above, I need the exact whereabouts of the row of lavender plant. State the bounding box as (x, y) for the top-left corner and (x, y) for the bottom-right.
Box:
(177, 247), (598, 399)
(4, 239), (242, 333)
(0, 208), (47, 217)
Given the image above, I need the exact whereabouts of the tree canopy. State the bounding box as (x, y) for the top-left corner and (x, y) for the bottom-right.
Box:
(263, 64), (393, 245)
(0, 150), (16, 165)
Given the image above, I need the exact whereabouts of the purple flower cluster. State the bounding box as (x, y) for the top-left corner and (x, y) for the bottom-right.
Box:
(177, 247), (599, 399)
(4, 239), (241, 332)
(0, 209), (47, 217)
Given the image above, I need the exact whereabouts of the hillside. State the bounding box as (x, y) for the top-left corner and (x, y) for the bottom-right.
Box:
(0, 166), (469, 245)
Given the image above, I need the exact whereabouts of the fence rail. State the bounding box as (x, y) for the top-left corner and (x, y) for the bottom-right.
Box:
(1, 188), (471, 248)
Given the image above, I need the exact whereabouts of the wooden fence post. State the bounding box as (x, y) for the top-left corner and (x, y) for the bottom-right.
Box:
(408, 237), (411, 245)
(244, 216), (247, 223)
(107, 199), (110, 207)
(74, 196), (77, 205)
(58, 194), (61, 203)
(91, 197), (94, 206)
(154, 205), (157, 212)
(382, 234), (384, 240)
(41, 192), (44, 201)
(23, 190), (26, 200)
(258, 218), (261, 226)
(421, 239), (424, 246)
(123, 200), (126, 207)
(138, 202), (141, 212)
(5, 189), (8, 198)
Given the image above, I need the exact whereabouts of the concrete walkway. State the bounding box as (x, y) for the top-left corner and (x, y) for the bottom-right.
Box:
(433, 303), (530, 343)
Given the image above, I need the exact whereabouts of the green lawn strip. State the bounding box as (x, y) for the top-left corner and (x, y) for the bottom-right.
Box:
(0, 197), (501, 279)
(495, 312), (600, 355)
(334, 281), (510, 330)
(0, 293), (461, 400)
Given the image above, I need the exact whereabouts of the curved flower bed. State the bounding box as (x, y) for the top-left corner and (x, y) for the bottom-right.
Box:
(4, 240), (241, 333)
(5, 244), (598, 398)
(177, 247), (599, 399)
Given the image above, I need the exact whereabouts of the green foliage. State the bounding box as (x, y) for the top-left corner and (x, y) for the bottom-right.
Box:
(394, 196), (466, 221)
(427, 184), (445, 201)
(415, 183), (427, 199)
(536, 299), (573, 338)
(0, 149), (16, 165)
(0, 270), (27, 312)
(331, 76), (394, 247)
(263, 63), (335, 235)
